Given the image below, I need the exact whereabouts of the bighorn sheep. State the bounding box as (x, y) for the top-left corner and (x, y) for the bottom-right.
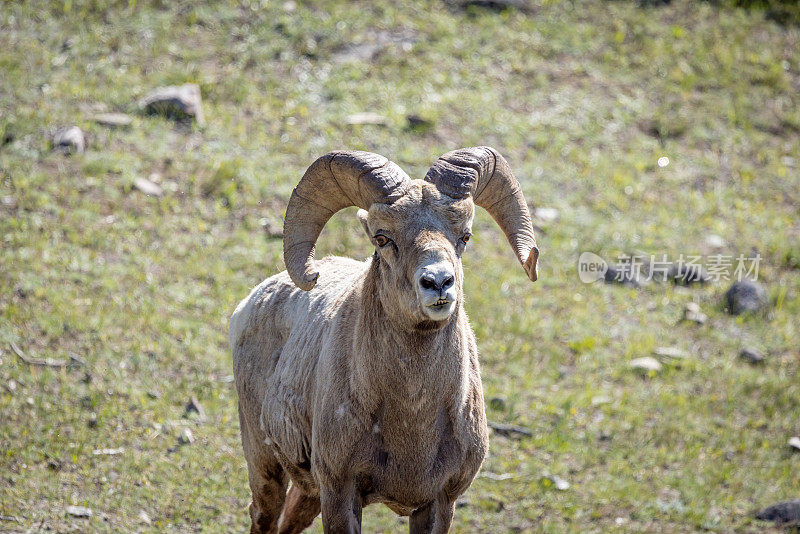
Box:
(230, 147), (539, 533)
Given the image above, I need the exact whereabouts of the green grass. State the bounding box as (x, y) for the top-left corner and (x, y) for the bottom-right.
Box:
(1, 0), (799, 532)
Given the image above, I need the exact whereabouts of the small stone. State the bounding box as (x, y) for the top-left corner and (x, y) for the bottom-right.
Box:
(88, 412), (98, 428)
(534, 207), (559, 222)
(138, 510), (152, 525)
(345, 112), (388, 126)
(178, 428), (194, 445)
(724, 281), (768, 315)
(682, 302), (708, 324)
(66, 505), (93, 518)
(92, 113), (133, 128)
(739, 347), (765, 364)
(755, 500), (800, 524)
(92, 447), (124, 456)
(541, 474), (570, 491)
(331, 42), (382, 63)
(184, 396), (207, 421)
(653, 347), (688, 360)
(1, 196), (18, 209)
(705, 234), (726, 249)
(53, 126), (86, 155)
(591, 395), (611, 406)
(139, 83), (205, 125)
(788, 436), (800, 451)
(629, 357), (662, 373)
(133, 177), (163, 197)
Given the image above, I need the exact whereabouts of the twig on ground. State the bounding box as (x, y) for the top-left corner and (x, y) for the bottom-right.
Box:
(487, 421), (533, 438)
(10, 342), (67, 368)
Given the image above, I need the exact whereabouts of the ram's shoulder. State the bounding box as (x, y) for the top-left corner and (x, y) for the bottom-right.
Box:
(229, 256), (369, 350)
(311, 256), (371, 293)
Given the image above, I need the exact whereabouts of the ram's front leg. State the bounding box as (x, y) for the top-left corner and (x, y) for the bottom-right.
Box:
(409, 493), (455, 534)
(320, 481), (362, 534)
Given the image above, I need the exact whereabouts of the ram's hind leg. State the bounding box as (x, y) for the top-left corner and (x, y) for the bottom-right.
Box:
(240, 405), (288, 534)
(278, 484), (321, 534)
(245, 455), (288, 534)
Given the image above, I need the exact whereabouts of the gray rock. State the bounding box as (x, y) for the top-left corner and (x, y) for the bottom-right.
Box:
(541, 474), (570, 491)
(331, 30), (416, 63)
(788, 436), (800, 451)
(724, 280), (768, 315)
(705, 234), (726, 249)
(133, 177), (163, 197)
(755, 500), (800, 524)
(653, 347), (688, 361)
(184, 396), (206, 421)
(331, 42), (382, 63)
(629, 357), (662, 373)
(345, 112), (388, 126)
(92, 447), (124, 456)
(739, 347), (765, 364)
(53, 126), (86, 154)
(139, 84), (204, 125)
(682, 302), (707, 324)
(178, 428), (194, 445)
(66, 505), (93, 518)
(92, 113), (133, 128)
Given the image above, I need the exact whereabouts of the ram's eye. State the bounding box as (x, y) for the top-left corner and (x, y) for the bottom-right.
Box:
(460, 233), (471, 245)
(374, 234), (390, 247)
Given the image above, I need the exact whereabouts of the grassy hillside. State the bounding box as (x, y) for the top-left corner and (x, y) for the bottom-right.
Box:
(1, 0), (798, 532)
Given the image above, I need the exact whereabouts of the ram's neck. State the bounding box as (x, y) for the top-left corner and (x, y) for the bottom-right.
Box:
(350, 257), (472, 414)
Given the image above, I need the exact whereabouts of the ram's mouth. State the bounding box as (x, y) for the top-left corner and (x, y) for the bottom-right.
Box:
(429, 298), (453, 308)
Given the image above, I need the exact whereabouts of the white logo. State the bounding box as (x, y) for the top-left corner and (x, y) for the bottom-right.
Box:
(577, 252), (607, 283)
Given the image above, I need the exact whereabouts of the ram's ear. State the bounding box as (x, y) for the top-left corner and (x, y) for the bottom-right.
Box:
(356, 209), (371, 238)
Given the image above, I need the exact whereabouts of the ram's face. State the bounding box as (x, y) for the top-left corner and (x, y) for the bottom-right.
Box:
(360, 181), (474, 328)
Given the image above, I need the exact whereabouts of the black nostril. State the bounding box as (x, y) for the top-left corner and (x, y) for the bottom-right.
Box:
(441, 275), (454, 290)
(420, 275), (438, 291)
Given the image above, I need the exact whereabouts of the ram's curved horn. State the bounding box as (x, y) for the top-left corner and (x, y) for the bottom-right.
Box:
(283, 151), (410, 290)
(425, 146), (539, 281)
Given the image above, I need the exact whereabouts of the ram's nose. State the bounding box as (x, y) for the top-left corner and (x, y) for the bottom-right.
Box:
(417, 265), (455, 297)
(416, 262), (458, 320)
(419, 270), (455, 295)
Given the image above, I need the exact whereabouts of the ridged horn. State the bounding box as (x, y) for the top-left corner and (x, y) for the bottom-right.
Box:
(425, 146), (539, 281)
(283, 151), (411, 290)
